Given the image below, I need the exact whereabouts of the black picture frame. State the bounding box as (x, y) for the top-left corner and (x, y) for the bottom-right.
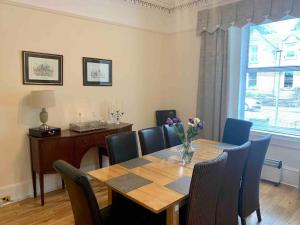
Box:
(22, 51), (63, 85)
(83, 57), (112, 86)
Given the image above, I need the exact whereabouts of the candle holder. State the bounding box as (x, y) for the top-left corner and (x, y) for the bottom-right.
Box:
(110, 110), (124, 125)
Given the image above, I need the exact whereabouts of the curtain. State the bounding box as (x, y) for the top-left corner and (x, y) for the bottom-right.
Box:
(197, 0), (300, 34)
(197, 29), (228, 141)
(196, 0), (300, 141)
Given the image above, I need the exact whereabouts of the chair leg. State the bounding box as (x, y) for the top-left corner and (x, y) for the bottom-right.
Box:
(241, 217), (246, 225)
(256, 208), (262, 222)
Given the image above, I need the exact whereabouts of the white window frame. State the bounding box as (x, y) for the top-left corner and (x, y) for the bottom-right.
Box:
(239, 24), (300, 136)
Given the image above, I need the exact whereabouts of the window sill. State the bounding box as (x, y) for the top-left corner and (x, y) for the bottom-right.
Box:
(251, 129), (300, 151)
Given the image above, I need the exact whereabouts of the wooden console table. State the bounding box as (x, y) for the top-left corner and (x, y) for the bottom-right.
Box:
(28, 122), (132, 205)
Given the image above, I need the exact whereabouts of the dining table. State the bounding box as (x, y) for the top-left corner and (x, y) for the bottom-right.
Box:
(88, 138), (236, 225)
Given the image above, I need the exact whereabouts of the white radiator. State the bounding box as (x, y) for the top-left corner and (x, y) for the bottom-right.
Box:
(261, 159), (283, 186)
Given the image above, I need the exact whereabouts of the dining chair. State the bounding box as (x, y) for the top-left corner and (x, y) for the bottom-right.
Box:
(156, 110), (176, 126)
(180, 152), (228, 225)
(53, 160), (120, 225)
(216, 142), (251, 225)
(163, 124), (182, 147)
(106, 131), (139, 165)
(222, 118), (253, 145)
(138, 126), (166, 155)
(238, 135), (272, 225)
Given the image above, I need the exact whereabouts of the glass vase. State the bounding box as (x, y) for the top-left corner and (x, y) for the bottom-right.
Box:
(178, 141), (195, 165)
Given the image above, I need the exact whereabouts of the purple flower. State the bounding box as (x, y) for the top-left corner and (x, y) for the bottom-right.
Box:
(197, 121), (204, 131)
(166, 117), (174, 126)
(166, 117), (181, 126)
(172, 117), (181, 124)
(188, 118), (194, 124)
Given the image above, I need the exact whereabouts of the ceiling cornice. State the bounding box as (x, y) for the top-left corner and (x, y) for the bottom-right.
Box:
(121, 0), (211, 13)
(1, 0), (241, 33)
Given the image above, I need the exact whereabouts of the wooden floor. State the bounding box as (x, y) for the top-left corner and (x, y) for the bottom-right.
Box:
(0, 181), (299, 225)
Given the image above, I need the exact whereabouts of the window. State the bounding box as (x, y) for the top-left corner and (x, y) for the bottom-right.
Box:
(247, 72), (257, 88)
(240, 18), (300, 136)
(249, 45), (258, 63)
(284, 72), (294, 88)
(286, 50), (296, 59)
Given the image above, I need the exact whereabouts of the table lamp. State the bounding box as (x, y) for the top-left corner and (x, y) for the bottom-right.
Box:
(30, 90), (55, 130)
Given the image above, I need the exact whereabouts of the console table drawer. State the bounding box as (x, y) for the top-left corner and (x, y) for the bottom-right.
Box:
(40, 138), (74, 171)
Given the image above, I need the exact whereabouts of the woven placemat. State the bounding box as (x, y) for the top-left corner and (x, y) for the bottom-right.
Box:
(165, 176), (191, 195)
(107, 173), (153, 193)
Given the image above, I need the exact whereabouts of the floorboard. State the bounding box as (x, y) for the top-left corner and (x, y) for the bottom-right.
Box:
(0, 181), (299, 225)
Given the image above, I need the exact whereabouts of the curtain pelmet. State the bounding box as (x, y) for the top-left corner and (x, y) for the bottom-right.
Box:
(197, 0), (300, 34)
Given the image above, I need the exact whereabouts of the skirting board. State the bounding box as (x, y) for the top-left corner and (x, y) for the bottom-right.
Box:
(0, 161), (107, 204)
(0, 161), (299, 204)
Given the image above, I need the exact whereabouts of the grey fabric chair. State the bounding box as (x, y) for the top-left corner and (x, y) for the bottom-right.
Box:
(180, 152), (228, 225)
(106, 131), (139, 165)
(239, 135), (272, 225)
(216, 142), (251, 225)
(222, 118), (253, 145)
(138, 126), (166, 155)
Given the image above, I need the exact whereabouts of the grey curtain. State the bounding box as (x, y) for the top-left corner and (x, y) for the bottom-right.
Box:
(197, 0), (300, 34)
(196, 0), (300, 141)
(197, 29), (228, 141)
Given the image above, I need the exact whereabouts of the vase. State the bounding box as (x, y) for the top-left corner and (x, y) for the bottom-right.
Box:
(178, 141), (195, 165)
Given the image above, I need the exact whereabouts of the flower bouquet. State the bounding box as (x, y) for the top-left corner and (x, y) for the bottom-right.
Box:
(166, 117), (204, 164)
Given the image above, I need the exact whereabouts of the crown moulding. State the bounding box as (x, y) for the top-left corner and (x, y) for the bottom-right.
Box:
(122, 0), (212, 13)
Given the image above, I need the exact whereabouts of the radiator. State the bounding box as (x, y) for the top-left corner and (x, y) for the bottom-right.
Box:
(261, 158), (283, 186)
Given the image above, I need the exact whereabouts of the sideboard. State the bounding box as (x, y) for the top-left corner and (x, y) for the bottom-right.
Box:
(28, 122), (133, 205)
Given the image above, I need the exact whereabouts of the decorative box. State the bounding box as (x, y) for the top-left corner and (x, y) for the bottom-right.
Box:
(29, 127), (61, 137)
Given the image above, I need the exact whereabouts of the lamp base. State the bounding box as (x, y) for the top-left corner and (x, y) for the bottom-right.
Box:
(39, 123), (50, 130)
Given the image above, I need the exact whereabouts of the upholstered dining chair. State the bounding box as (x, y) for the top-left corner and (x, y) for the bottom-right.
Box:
(106, 131), (139, 165)
(180, 152), (228, 225)
(238, 135), (272, 225)
(156, 110), (176, 126)
(222, 118), (253, 145)
(216, 142), (251, 225)
(138, 126), (166, 155)
(163, 124), (182, 148)
(53, 160), (145, 225)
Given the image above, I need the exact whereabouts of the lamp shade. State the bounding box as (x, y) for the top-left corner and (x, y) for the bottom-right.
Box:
(30, 90), (56, 108)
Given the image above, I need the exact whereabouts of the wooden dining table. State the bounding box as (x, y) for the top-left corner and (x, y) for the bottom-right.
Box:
(88, 138), (235, 225)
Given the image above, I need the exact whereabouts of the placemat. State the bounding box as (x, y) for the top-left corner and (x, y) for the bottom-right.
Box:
(119, 158), (152, 169)
(150, 149), (177, 160)
(165, 176), (191, 195)
(106, 173), (152, 193)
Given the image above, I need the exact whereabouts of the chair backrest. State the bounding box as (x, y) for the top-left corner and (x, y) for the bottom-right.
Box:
(53, 160), (102, 225)
(216, 142), (251, 225)
(222, 118), (253, 145)
(106, 131), (139, 165)
(138, 126), (166, 155)
(239, 135), (272, 218)
(186, 152), (228, 225)
(163, 124), (182, 148)
(156, 110), (176, 126)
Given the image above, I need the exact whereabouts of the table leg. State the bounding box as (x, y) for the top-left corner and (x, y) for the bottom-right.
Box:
(98, 147), (103, 168)
(166, 204), (179, 225)
(107, 187), (112, 205)
(31, 170), (37, 198)
(61, 178), (65, 190)
(39, 173), (44, 206)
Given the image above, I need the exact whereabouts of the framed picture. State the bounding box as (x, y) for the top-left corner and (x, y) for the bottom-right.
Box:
(22, 51), (63, 85)
(83, 57), (112, 86)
